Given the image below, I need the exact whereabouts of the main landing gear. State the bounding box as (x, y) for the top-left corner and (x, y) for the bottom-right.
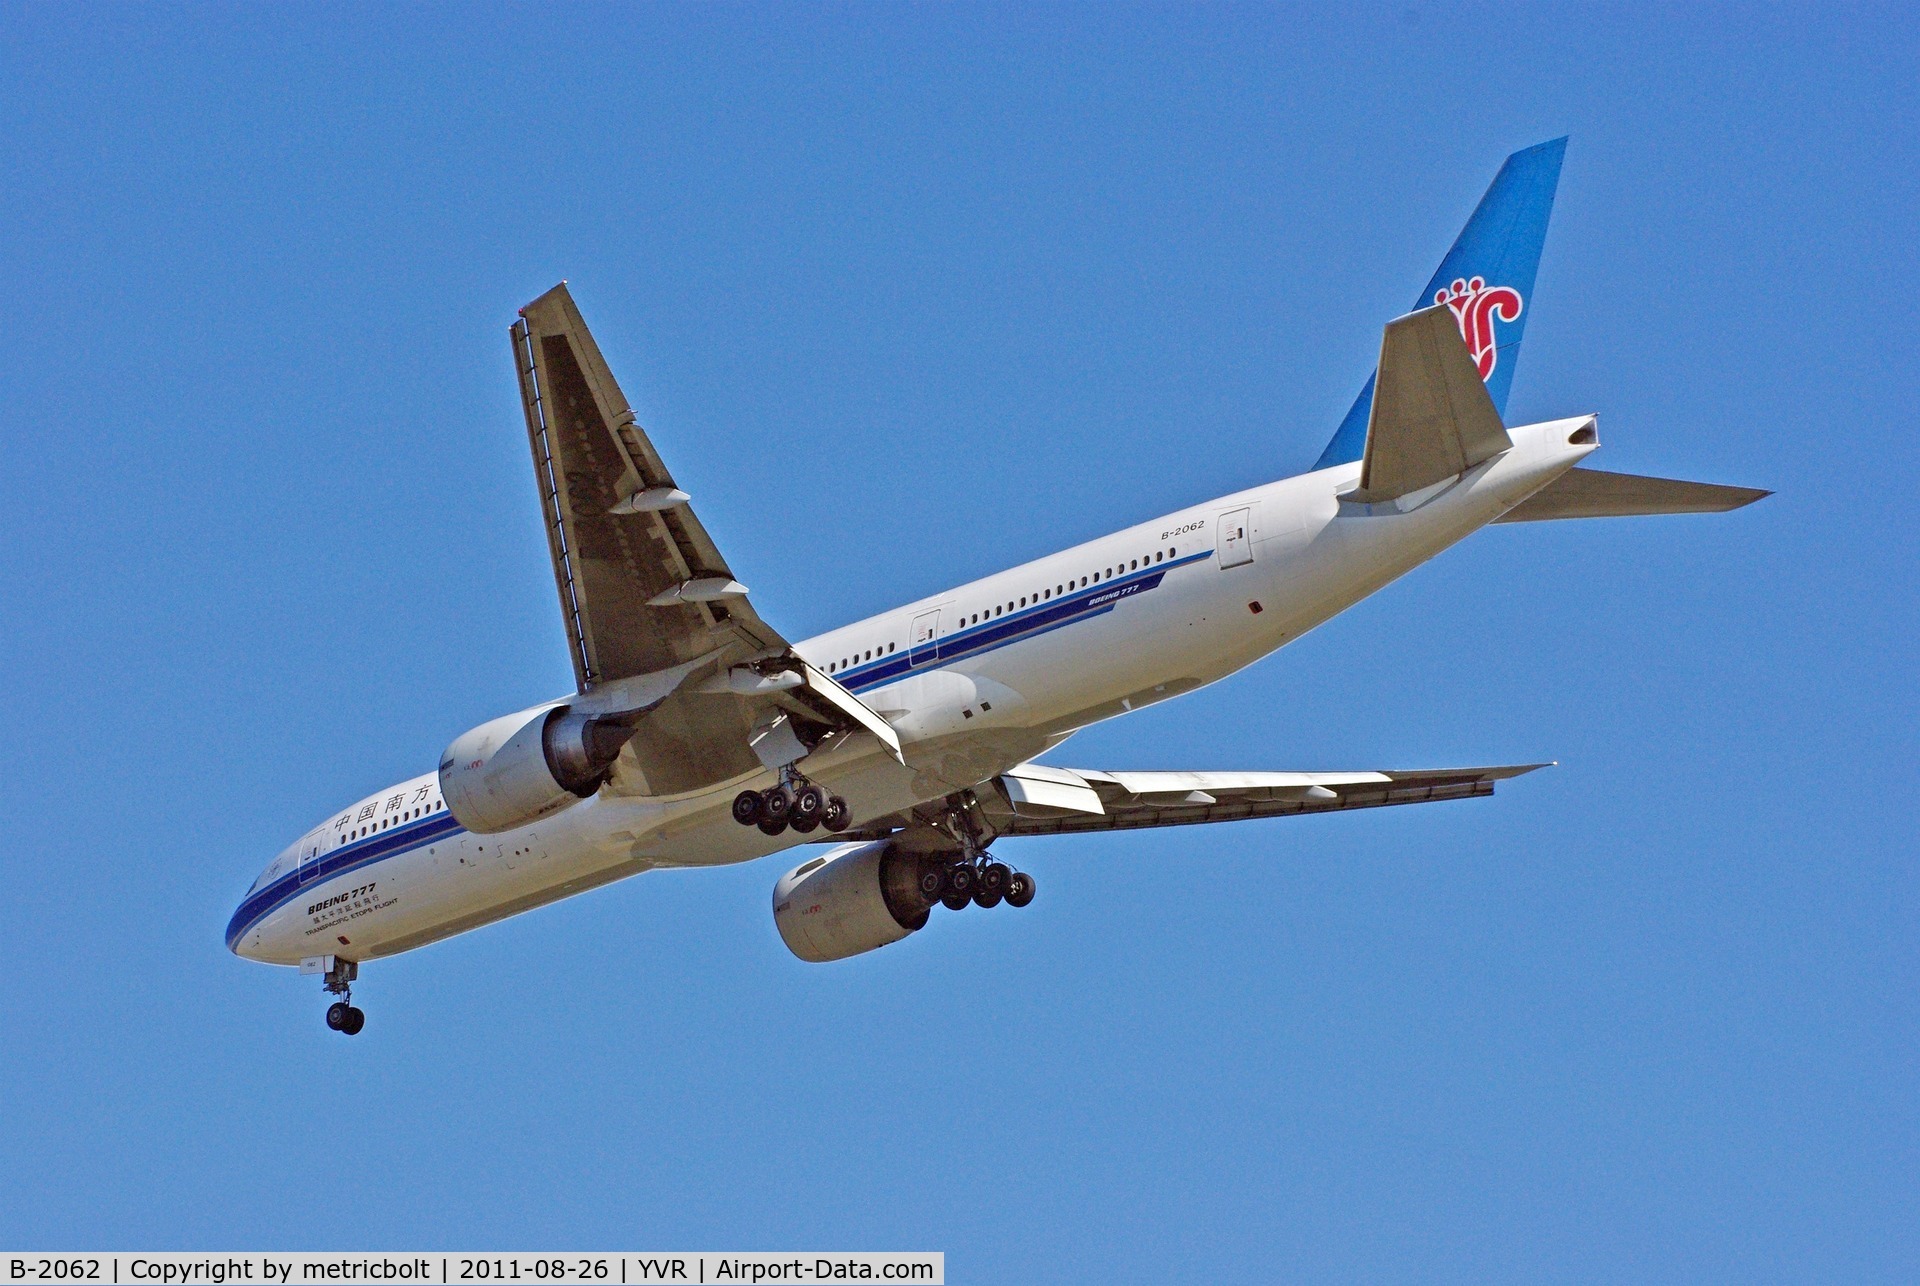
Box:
(320, 958), (365, 1036)
(919, 857), (1036, 912)
(921, 791), (1035, 912)
(732, 771), (851, 837)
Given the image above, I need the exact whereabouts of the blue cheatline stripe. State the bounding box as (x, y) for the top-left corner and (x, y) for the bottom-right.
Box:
(837, 549), (1212, 694)
(226, 811), (466, 949)
(232, 548), (1211, 947)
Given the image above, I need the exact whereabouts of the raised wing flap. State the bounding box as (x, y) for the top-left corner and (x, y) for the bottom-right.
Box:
(791, 663), (905, 764)
(1001, 765), (1106, 816)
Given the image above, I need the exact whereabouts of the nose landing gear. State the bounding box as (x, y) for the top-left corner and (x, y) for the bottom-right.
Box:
(313, 957), (365, 1036)
(325, 1000), (365, 1035)
(732, 771), (850, 837)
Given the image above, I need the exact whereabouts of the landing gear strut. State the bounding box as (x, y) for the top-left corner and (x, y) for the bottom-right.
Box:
(732, 769), (850, 837)
(927, 793), (1035, 913)
(318, 958), (365, 1036)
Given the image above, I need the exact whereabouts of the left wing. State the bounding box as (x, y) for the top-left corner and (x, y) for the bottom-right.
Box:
(841, 762), (1549, 844)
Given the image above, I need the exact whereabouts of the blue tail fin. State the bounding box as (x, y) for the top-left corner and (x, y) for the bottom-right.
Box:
(1313, 137), (1567, 471)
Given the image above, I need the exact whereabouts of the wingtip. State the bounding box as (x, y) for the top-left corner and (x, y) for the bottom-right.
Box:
(519, 281), (574, 316)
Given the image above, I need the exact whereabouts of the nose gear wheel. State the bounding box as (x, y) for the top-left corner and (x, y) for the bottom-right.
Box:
(319, 959), (366, 1036)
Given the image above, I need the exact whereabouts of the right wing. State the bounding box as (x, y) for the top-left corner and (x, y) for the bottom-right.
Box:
(987, 762), (1549, 836)
(512, 284), (891, 795)
(838, 762), (1549, 844)
(513, 282), (786, 690)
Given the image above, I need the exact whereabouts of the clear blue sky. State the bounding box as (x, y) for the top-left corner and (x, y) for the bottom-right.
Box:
(2, 5), (1914, 1279)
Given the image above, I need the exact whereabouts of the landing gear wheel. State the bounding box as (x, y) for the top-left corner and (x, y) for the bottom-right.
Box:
(788, 811), (819, 834)
(757, 815), (789, 837)
(731, 790), (763, 826)
(341, 1006), (365, 1036)
(918, 865), (946, 903)
(793, 784), (827, 824)
(1005, 871), (1035, 907)
(822, 796), (851, 833)
(761, 784), (794, 823)
(326, 1001), (350, 1031)
(973, 861), (1007, 908)
(939, 864), (975, 911)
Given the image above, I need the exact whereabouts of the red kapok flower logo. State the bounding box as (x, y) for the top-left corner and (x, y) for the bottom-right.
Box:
(1436, 276), (1524, 380)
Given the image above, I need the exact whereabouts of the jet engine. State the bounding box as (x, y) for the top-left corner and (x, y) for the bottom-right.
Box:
(773, 841), (937, 963)
(438, 702), (642, 834)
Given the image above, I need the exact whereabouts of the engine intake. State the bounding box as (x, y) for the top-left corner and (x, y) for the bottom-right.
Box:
(773, 841), (936, 963)
(439, 703), (642, 834)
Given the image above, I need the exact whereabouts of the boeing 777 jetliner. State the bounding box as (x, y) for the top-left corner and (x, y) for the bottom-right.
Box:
(228, 140), (1766, 1035)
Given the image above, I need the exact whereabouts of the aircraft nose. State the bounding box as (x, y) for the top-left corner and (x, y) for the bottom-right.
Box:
(227, 879), (273, 961)
(226, 901), (252, 957)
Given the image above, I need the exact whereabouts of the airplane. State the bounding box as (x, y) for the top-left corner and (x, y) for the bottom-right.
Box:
(228, 138), (1767, 1035)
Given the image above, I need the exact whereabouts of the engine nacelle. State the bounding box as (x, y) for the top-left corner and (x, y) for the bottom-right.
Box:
(773, 841), (935, 963)
(438, 702), (641, 834)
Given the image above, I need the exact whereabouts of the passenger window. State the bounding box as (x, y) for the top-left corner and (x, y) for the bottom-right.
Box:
(1169, 546), (1176, 558)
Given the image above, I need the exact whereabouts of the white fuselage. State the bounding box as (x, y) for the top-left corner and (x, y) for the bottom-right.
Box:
(228, 418), (1596, 965)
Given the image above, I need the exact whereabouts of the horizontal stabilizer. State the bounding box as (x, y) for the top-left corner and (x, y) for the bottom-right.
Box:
(1494, 467), (1771, 523)
(1347, 304), (1513, 504)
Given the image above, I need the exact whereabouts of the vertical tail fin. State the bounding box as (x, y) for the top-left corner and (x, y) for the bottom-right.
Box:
(1313, 137), (1567, 471)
